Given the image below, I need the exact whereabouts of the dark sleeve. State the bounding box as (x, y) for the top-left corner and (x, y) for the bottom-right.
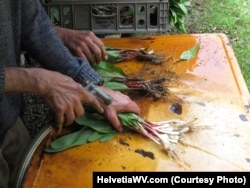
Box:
(0, 66), (5, 100)
(20, 0), (103, 85)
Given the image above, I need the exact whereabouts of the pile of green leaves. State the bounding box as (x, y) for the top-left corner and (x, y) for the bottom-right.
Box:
(45, 112), (144, 153)
(45, 112), (117, 153)
(94, 60), (129, 91)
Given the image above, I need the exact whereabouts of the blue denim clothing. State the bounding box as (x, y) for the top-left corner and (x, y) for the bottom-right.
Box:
(0, 0), (103, 142)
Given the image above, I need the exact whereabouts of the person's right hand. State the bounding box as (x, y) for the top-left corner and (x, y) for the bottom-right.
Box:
(34, 69), (104, 133)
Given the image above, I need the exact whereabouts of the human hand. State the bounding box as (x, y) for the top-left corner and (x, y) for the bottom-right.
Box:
(37, 69), (104, 133)
(54, 26), (108, 66)
(97, 86), (141, 132)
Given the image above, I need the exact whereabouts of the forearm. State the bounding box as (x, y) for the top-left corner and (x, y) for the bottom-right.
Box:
(5, 67), (45, 95)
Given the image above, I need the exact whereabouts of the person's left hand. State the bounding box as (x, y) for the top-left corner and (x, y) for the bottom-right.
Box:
(97, 86), (141, 132)
(54, 26), (108, 66)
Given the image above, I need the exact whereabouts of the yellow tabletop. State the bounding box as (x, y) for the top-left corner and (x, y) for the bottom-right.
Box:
(20, 34), (250, 188)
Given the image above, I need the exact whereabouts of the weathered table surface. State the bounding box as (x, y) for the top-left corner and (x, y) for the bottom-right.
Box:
(20, 34), (250, 188)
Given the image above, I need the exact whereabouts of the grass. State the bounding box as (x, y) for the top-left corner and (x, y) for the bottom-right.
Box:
(183, 0), (250, 91)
